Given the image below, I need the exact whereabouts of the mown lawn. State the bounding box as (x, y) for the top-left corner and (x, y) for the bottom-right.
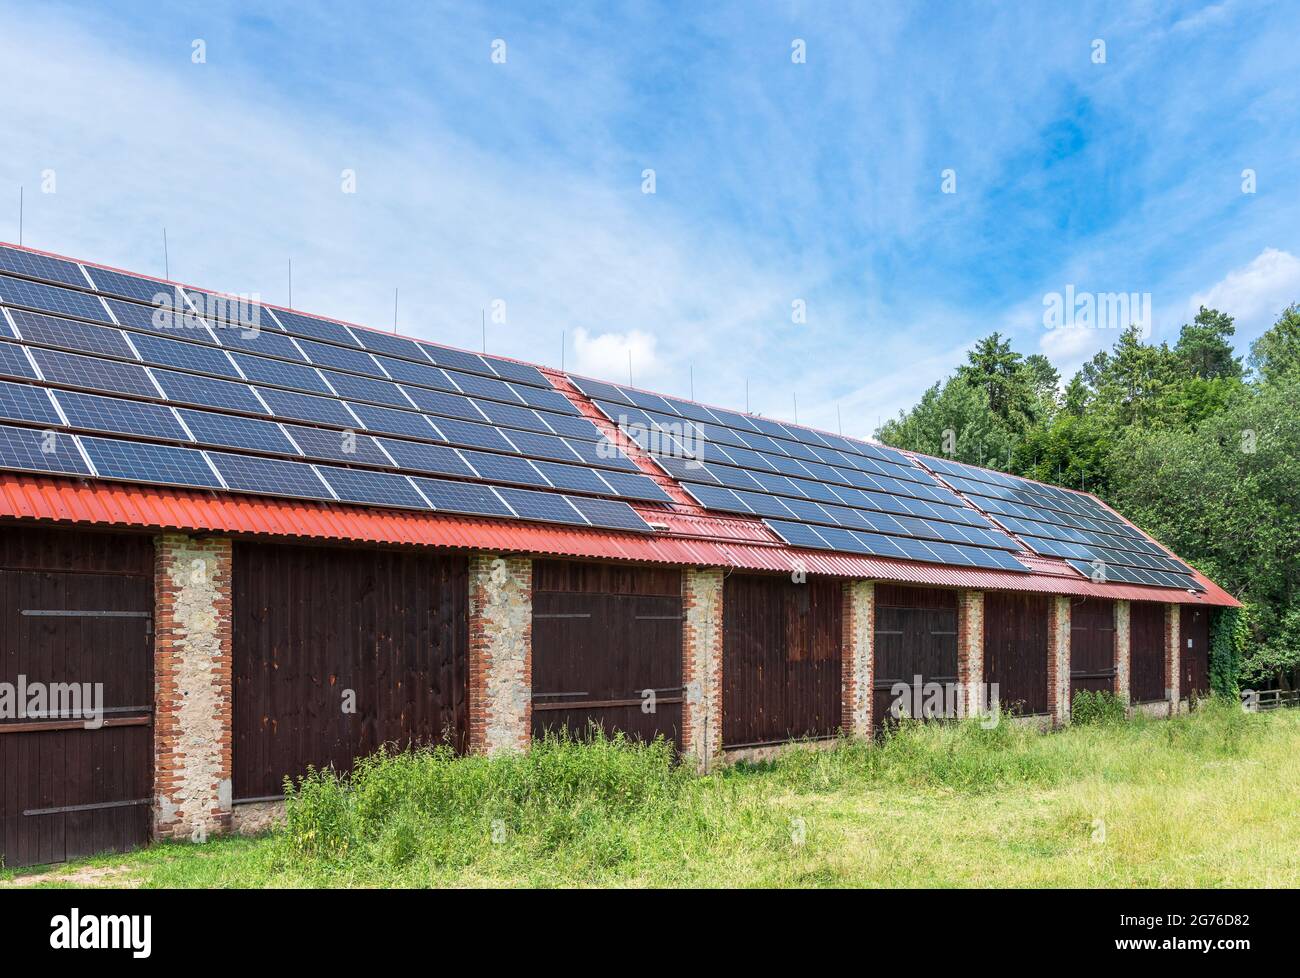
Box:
(4, 701), (1298, 888)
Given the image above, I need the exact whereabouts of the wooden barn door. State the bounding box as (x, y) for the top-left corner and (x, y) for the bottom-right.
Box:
(1180, 606), (1210, 701)
(532, 561), (683, 747)
(984, 592), (1050, 716)
(872, 584), (958, 730)
(1129, 602), (1167, 704)
(1070, 597), (1116, 700)
(1, 529), (154, 869)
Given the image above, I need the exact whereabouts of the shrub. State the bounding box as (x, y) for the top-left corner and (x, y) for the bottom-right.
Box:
(1071, 689), (1127, 726)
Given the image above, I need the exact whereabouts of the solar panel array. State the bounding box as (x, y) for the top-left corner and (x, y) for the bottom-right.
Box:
(0, 245), (673, 532)
(570, 376), (1031, 573)
(919, 455), (1204, 591)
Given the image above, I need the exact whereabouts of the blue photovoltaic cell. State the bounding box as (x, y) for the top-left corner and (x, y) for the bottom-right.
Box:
(653, 454), (716, 483)
(151, 369), (262, 413)
(534, 412), (602, 442)
(283, 424), (392, 466)
(421, 344), (489, 376)
(404, 388), (486, 422)
(682, 483), (746, 512)
(102, 296), (203, 336)
(0, 379), (60, 425)
(449, 370), (521, 404)
(79, 435), (221, 489)
(566, 496), (650, 531)
(352, 328), (424, 360)
(230, 353), (331, 392)
(212, 324), (306, 361)
(569, 376), (631, 404)
(433, 417), (516, 453)
(503, 430), (581, 462)
(347, 402), (438, 440)
(494, 487), (583, 524)
(0, 275), (112, 324)
(765, 520), (829, 549)
(483, 357), (548, 387)
(271, 308), (359, 346)
(54, 390), (189, 441)
(31, 348), (159, 398)
(376, 438), (476, 478)
(410, 477), (514, 518)
(131, 333), (242, 378)
(0, 246), (88, 288)
(512, 384), (579, 415)
(321, 370), (411, 407)
(531, 461), (610, 495)
(255, 386), (357, 427)
(0, 424), (89, 475)
(9, 310), (136, 359)
(176, 408), (298, 455)
(0, 342), (36, 379)
(731, 488), (796, 519)
(375, 356), (457, 390)
(296, 338), (382, 376)
(563, 437), (636, 470)
(206, 452), (330, 499)
(174, 290), (272, 333)
(471, 399), (548, 432)
(460, 450), (545, 486)
(85, 266), (182, 304)
(317, 466), (429, 509)
(594, 470), (672, 503)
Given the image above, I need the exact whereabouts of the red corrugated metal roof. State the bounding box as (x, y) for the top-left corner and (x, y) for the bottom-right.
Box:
(0, 473), (1239, 606)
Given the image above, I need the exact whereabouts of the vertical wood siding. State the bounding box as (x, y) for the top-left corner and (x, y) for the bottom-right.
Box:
(1180, 605), (1210, 699)
(984, 591), (1050, 716)
(722, 574), (843, 747)
(232, 542), (468, 799)
(1129, 601), (1167, 703)
(872, 585), (958, 729)
(1069, 597), (1116, 698)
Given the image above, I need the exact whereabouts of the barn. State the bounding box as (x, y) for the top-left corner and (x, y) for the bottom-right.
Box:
(0, 243), (1239, 867)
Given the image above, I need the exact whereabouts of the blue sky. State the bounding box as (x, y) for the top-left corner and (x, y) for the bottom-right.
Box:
(2, 0), (1297, 438)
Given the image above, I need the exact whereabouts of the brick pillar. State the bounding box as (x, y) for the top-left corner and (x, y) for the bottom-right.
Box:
(1048, 595), (1072, 726)
(682, 567), (723, 770)
(1114, 600), (1131, 706)
(1166, 604), (1181, 710)
(154, 534), (233, 841)
(467, 553), (532, 755)
(957, 590), (985, 717)
(841, 580), (875, 737)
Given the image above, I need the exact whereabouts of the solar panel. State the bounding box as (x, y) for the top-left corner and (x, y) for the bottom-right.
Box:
(449, 370), (522, 403)
(566, 496), (650, 531)
(9, 310), (136, 359)
(406, 388), (489, 423)
(375, 356), (457, 390)
(531, 461), (611, 495)
(682, 483), (748, 513)
(230, 353), (331, 392)
(352, 328), (425, 360)
(32, 348), (160, 398)
(283, 424), (392, 466)
(563, 437), (637, 470)
(316, 466), (429, 509)
(213, 325), (307, 361)
(654, 454), (717, 483)
(255, 386), (357, 427)
(537, 413), (602, 441)
(433, 417), (516, 453)
(54, 390), (189, 441)
(411, 477), (515, 518)
(460, 450), (546, 486)
(0, 342), (39, 380)
(346, 402), (438, 440)
(483, 357), (548, 387)
(296, 338), (382, 375)
(206, 452), (331, 499)
(594, 470), (673, 503)
(0, 379), (60, 425)
(151, 369), (262, 413)
(176, 408), (299, 455)
(495, 487), (584, 524)
(0, 274), (112, 323)
(765, 520), (829, 549)
(0, 246), (88, 287)
(79, 435), (221, 489)
(376, 438), (476, 478)
(271, 309), (359, 346)
(0, 423), (90, 475)
(83, 265), (179, 303)
(421, 344), (490, 376)
(321, 370), (412, 407)
(504, 430), (581, 462)
(132, 333), (242, 378)
(103, 296), (205, 337)
(511, 384), (579, 415)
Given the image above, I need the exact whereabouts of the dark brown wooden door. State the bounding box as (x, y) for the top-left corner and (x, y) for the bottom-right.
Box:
(1130, 602), (1167, 703)
(872, 585), (958, 729)
(1180, 606), (1210, 700)
(984, 592), (1050, 716)
(532, 562), (683, 747)
(1070, 597), (1115, 700)
(1, 560), (154, 868)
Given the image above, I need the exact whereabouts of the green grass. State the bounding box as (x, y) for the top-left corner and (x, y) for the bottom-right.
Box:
(4, 700), (1299, 888)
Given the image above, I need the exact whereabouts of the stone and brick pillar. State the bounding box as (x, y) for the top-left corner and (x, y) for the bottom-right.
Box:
(468, 553), (532, 755)
(1048, 595), (1072, 726)
(1165, 603), (1181, 710)
(956, 590), (985, 717)
(682, 567), (724, 770)
(1114, 600), (1131, 706)
(153, 534), (233, 841)
(841, 580), (874, 737)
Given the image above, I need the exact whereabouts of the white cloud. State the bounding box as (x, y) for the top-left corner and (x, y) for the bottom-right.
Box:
(571, 328), (658, 386)
(1190, 248), (1300, 337)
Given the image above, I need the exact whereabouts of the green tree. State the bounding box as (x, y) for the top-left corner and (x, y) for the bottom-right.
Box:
(1174, 306), (1242, 381)
(1249, 303), (1300, 382)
